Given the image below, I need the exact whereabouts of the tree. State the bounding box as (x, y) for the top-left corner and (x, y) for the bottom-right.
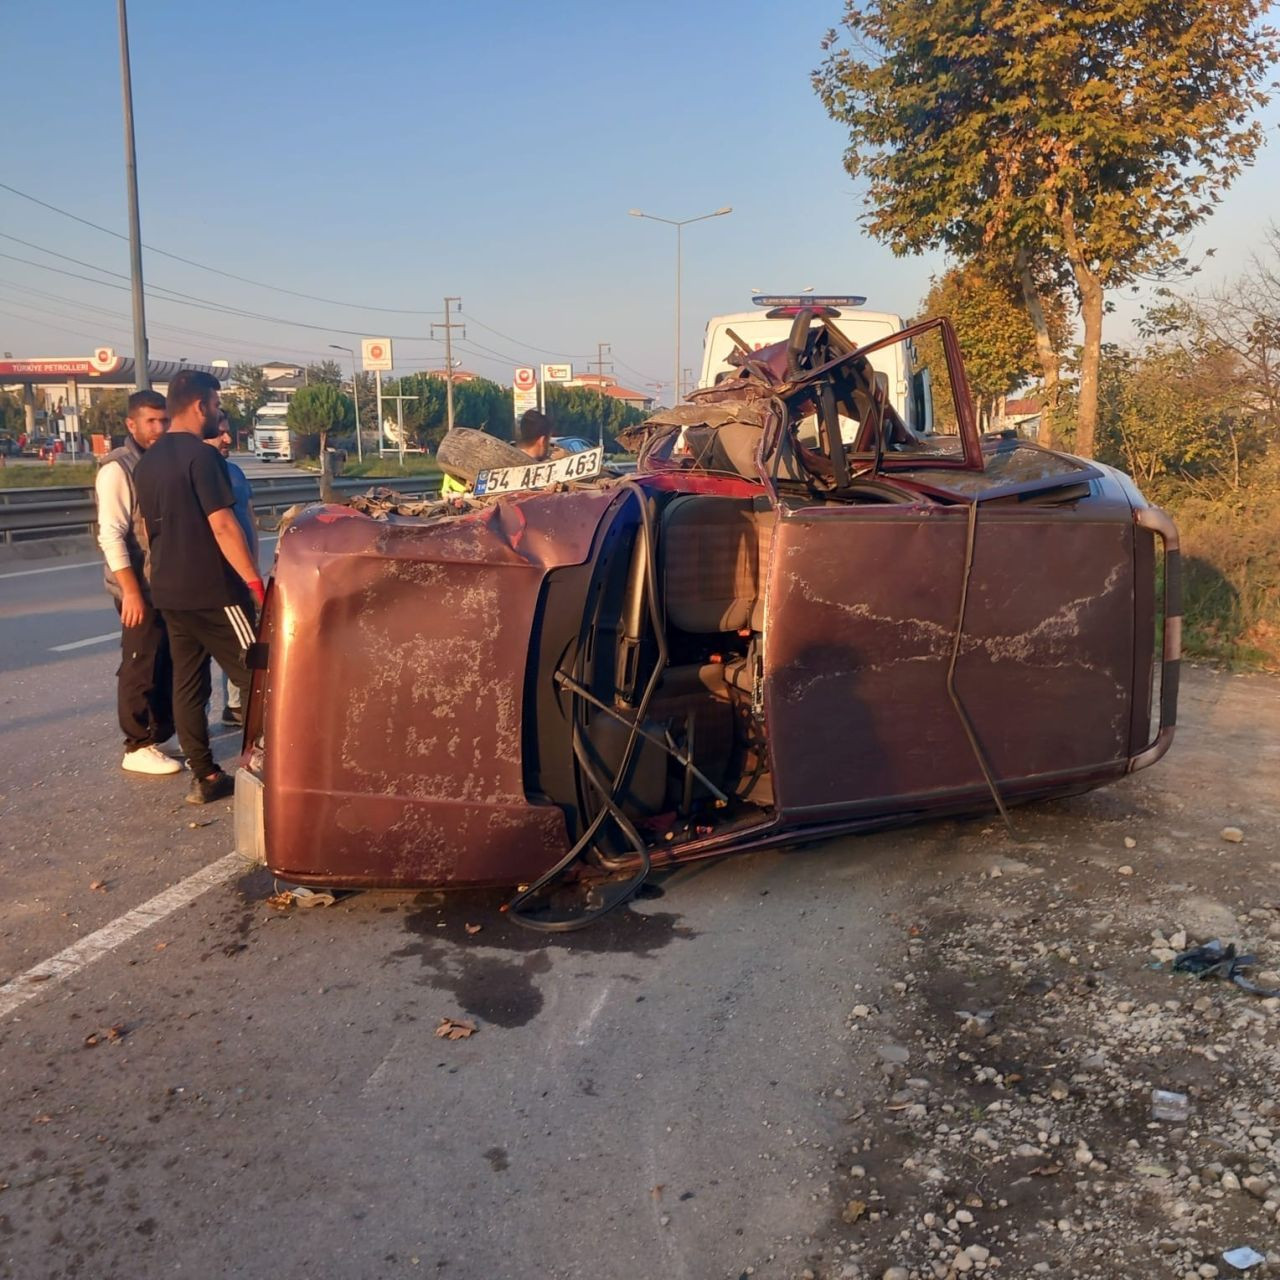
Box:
(0, 389), (25, 436)
(83, 389), (130, 437)
(223, 363), (268, 439)
(815, 0), (1277, 457)
(305, 359), (343, 388)
(544, 386), (648, 451)
(287, 383), (354, 459)
(916, 260), (1069, 428)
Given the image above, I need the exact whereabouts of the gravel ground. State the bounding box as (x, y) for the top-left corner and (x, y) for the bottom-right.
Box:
(795, 668), (1280, 1280)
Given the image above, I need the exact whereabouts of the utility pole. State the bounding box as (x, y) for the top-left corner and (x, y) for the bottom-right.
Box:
(592, 343), (612, 447)
(117, 0), (149, 391)
(431, 297), (464, 435)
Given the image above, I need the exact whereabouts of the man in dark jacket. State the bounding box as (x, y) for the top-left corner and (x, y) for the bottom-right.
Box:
(135, 370), (265, 804)
(94, 389), (179, 775)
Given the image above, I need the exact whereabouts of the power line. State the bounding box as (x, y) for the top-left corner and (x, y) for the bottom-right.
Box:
(0, 210), (669, 385)
(0, 282), (342, 361)
(461, 312), (592, 360)
(0, 249), (439, 341)
(0, 179), (442, 316)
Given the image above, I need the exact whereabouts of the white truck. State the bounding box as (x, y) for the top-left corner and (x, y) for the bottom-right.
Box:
(252, 403), (294, 461)
(698, 295), (934, 436)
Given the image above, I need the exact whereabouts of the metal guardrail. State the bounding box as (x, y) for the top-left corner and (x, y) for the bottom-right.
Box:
(0, 473), (441, 544)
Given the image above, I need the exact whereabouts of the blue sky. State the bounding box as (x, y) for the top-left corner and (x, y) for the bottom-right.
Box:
(2, 0), (1277, 395)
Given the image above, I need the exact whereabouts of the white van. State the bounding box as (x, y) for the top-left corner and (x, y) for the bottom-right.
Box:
(698, 295), (933, 436)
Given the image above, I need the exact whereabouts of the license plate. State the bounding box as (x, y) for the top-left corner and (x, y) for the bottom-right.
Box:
(474, 446), (604, 496)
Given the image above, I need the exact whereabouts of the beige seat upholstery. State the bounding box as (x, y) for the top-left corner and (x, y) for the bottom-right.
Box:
(662, 495), (770, 634)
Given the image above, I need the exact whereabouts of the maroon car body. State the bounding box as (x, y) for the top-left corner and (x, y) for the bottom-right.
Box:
(235, 314), (1179, 925)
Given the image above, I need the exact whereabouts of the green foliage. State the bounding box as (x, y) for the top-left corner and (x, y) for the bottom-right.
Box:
(378, 374), (450, 445)
(1089, 230), (1280, 667)
(336, 456), (442, 478)
(544, 385), (648, 451)
(305, 359), (343, 388)
(223, 363), (268, 433)
(0, 390), (25, 435)
(916, 260), (1069, 423)
(286, 383), (354, 448)
(0, 463), (98, 488)
(83, 389), (129, 437)
(372, 376), (647, 452)
(814, 0), (1278, 455)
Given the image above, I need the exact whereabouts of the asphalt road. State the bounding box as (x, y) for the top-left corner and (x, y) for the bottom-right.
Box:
(1, 549), (1274, 1279)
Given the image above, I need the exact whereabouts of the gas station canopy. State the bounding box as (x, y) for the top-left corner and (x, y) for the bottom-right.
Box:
(0, 348), (228, 386)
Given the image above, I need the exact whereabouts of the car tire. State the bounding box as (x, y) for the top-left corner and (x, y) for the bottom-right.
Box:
(436, 428), (531, 483)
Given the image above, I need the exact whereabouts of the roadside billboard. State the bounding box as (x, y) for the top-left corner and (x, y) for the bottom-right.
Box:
(362, 339), (394, 372)
(513, 367), (538, 421)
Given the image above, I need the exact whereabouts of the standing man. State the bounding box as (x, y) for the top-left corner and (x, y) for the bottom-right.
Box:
(134, 370), (265, 804)
(94, 389), (179, 775)
(205, 410), (259, 726)
(515, 409), (552, 461)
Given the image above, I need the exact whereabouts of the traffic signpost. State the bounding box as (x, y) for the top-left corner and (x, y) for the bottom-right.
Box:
(362, 339), (394, 456)
(513, 367), (539, 423)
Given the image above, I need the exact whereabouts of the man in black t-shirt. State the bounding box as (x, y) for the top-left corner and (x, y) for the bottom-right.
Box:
(135, 370), (266, 804)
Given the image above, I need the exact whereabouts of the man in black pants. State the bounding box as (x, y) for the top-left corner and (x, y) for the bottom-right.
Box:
(134, 370), (265, 804)
(94, 389), (179, 775)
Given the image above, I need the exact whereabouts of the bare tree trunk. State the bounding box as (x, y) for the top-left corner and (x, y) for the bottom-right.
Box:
(1016, 249), (1060, 450)
(1073, 278), (1103, 459)
(1059, 209), (1103, 459)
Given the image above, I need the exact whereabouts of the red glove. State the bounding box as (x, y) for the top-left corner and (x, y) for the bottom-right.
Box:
(247, 578), (266, 607)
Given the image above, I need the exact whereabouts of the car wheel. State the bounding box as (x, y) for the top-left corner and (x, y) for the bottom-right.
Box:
(436, 428), (532, 483)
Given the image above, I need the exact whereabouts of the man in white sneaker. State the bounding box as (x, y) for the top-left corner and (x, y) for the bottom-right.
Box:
(94, 389), (181, 776)
(135, 370), (264, 805)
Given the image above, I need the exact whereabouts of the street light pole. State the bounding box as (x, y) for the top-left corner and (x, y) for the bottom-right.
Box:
(117, 0), (149, 391)
(329, 344), (362, 462)
(629, 205), (731, 405)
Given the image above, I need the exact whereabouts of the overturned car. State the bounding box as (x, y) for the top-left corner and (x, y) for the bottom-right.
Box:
(235, 311), (1179, 929)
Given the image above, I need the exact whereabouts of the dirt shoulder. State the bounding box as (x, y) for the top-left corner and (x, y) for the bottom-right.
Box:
(812, 666), (1280, 1280)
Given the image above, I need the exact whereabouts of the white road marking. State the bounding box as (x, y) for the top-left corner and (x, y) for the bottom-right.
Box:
(0, 560), (100, 581)
(0, 851), (253, 1020)
(572, 985), (612, 1045)
(50, 630), (119, 652)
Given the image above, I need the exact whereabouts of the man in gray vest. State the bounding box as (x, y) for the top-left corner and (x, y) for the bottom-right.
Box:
(94, 389), (180, 775)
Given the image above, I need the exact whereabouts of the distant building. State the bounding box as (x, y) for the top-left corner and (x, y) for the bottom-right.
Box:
(261, 361), (304, 400)
(563, 372), (654, 411)
(425, 367), (480, 384)
(1001, 397), (1042, 438)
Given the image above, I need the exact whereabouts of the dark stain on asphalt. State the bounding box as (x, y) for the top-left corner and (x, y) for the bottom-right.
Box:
(391, 890), (693, 1026)
(233, 866), (276, 901)
(482, 1146), (509, 1172)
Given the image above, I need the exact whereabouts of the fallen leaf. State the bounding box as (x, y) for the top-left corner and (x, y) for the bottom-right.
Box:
(84, 1024), (126, 1049)
(291, 887), (336, 909)
(32, 1114), (52, 1125)
(1031, 1163), (1063, 1177)
(26, 974), (52, 983)
(154, 941), (168, 951)
(266, 891), (295, 911)
(90, 880), (108, 892)
(841, 1199), (867, 1224)
(650, 1185), (665, 1200)
(464, 923), (483, 935)
(435, 1016), (477, 1041)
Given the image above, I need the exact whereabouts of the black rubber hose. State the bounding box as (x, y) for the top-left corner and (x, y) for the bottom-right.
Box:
(505, 480), (668, 929)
